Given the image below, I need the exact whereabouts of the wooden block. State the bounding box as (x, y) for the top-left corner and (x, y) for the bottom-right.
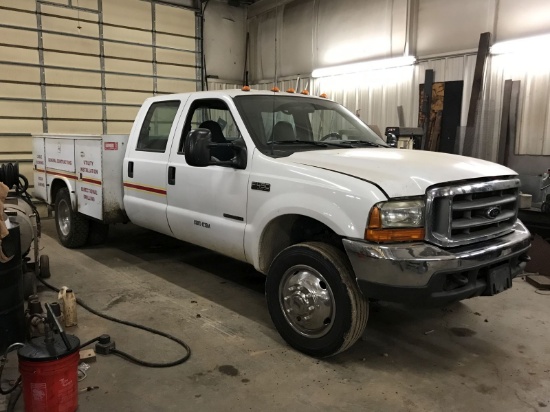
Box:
(79, 348), (97, 363)
(525, 275), (550, 290)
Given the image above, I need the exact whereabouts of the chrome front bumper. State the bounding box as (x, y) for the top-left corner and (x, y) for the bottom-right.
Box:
(343, 221), (531, 302)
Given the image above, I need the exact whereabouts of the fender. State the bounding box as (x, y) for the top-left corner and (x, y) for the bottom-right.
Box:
(244, 166), (388, 272)
(49, 176), (77, 210)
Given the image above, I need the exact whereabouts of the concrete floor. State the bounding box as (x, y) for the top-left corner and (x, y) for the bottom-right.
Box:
(4, 218), (550, 411)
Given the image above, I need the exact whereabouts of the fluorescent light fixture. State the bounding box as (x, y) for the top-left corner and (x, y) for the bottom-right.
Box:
(491, 33), (550, 55)
(312, 55), (416, 78)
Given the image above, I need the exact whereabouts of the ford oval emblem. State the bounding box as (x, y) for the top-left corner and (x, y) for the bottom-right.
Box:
(485, 206), (501, 219)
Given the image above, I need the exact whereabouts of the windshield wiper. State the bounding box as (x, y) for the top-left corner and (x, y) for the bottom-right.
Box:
(270, 140), (328, 147)
(333, 140), (387, 148)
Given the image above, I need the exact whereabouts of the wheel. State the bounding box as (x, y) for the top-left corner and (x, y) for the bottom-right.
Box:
(39, 254), (51, 279)
(87, 220), (109, 246)
(54, 187), (89, 248)
(265, 242), (368, 357)
(23, 271), (36, 299)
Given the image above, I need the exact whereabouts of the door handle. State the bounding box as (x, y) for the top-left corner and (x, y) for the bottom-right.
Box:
(128, 161), (134, 178)
(168, 166), (176, 185)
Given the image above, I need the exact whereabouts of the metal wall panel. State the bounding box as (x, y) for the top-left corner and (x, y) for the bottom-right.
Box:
(157, 78), (196, 93)
(102, 0), (152, 29)
(46, 87), (103, 103)
(0, 46), (38, 64)
(103, 25), (152, 44)
(0, 65), (40, 82)
(104, 74), (154, 90)
(0, 0), (36, 11)
(43, 52), (100, 70)
(156, 3), (195, 37)
(0, 84), (41, 99)
(44, 69), (101, 86)
(106, 106), (140, 121)
(0, 0), (200, 181)
(48, 121), (102, 134)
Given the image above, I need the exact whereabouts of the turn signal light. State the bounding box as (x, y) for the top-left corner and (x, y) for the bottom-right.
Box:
(365, 227), (425, 243)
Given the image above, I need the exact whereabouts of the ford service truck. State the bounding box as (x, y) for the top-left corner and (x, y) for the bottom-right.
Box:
(33, 89), (531, 357)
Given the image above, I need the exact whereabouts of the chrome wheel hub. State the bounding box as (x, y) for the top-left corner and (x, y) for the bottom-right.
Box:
(279, 265), (335, 338)
(58, 198), (71, 237)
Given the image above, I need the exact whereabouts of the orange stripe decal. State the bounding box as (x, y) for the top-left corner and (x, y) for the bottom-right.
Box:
(82, 177), (102, 186)
(123, 182), (166, 196)
(46, 170), (77, 180)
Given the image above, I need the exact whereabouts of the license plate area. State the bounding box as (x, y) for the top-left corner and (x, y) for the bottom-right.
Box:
(485, 264), (512, 295)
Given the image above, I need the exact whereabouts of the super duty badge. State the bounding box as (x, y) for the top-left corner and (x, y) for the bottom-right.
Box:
(251, 182), (270, 192)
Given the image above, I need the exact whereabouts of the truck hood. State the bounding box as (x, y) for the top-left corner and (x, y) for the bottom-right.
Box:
(285, 148), (516, 198)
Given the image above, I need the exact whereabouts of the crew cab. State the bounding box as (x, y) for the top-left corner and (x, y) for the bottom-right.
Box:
(33, 89), (531, 357)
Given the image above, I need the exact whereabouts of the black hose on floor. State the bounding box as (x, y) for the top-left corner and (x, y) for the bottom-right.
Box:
(37, 277), (191, 368)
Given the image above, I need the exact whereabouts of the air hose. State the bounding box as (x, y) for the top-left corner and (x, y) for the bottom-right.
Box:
(36, 276), (191, 367)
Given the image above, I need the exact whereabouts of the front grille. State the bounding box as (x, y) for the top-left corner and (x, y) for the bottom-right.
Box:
(425, 178), (520, 247)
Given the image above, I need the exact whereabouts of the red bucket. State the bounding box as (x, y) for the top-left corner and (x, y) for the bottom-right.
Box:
(18, 335), (80, 412)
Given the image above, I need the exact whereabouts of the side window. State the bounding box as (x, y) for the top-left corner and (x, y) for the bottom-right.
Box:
(178, 99), (242, 154)
(136, 101), (180, 152)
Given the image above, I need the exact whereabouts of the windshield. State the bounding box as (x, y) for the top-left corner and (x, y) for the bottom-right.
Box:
(233, 95), (388, 157)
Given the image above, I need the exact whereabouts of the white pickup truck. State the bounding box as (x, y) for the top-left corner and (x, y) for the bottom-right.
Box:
(33, 89), (531, 357)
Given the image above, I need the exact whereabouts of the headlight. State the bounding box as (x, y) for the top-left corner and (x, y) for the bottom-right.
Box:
(365, 200), (425, 242)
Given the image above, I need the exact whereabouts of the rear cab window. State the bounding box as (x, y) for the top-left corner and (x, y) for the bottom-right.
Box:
(136, 101), (181, 152)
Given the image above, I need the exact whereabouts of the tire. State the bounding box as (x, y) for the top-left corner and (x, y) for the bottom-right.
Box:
(54, 187), (89, 248)
(39, 254), (51, 279)
(266, 242), (368, 357)
(87, 220), (109, 246)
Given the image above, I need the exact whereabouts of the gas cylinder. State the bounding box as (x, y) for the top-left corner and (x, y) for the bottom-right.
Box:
(0, 223), (24, 353)
(18, 333), (80, 412)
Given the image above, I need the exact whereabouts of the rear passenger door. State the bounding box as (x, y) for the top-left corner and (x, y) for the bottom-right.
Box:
(123, 98), (187, 236)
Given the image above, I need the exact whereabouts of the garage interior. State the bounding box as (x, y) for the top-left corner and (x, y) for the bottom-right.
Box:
(1, 0), (550, 411)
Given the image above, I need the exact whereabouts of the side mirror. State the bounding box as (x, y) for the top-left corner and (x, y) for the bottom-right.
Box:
(386, 133), (398, 148)
(185, 128), (211, 167)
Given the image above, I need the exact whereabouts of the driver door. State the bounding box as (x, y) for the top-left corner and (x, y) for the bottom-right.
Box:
(166, 97), (250, 261)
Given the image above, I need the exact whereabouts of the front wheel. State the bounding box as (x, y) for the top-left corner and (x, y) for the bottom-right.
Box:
(266, 242), (368, 357)
(54, 187), (89, 248)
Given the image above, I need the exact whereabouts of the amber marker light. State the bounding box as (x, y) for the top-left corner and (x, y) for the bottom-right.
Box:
(286, 88), (295, 93)
(365, 205), (425, 243)
(242, 86), (251, 91)
(319, 93), (328, 98)
(300, 90), (310, 95)
(271, 86), (280, 92)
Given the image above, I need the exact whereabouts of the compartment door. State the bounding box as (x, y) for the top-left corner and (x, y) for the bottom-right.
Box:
(75, 139), (103, 220)
(32, 137), (47, 201)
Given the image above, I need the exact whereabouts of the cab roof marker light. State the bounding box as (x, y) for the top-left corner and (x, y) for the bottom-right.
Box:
(300, 90), (309, 95)
(271, 86), (280, 92)
(491, 33), (550, 55)
(312, 55), (416, 78)
(241, 86), (251, 91)
(286, 88), (295, 93)
(319, 93), (328, 98)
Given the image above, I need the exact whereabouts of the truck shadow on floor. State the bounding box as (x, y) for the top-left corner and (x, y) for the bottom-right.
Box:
(43, 220), (512, 369)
